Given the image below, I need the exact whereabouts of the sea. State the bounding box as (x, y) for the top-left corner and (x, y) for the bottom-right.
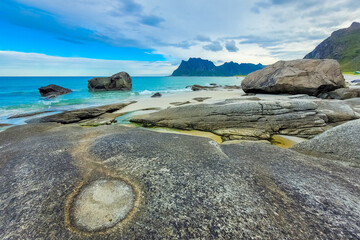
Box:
(0, 76), (243, 126)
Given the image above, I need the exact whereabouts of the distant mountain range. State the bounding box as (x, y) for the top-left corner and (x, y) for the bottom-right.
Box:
(171, 58), (264, 76)
(304, 22), (360, 72)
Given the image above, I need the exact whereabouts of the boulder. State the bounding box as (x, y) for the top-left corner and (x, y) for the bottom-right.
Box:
(38, 84), (72, 98)
(292, 119), (360, 163)
(241, 59), (345, 96)
(88, 72), (132, 91)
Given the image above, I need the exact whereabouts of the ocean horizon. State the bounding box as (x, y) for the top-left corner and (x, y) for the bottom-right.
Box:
(0, 76), (243, 126)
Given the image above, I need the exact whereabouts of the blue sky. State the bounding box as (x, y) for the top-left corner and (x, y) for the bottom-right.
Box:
(1, 0), (360, 76)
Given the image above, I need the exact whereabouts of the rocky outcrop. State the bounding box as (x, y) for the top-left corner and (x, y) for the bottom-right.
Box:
(1, 123), (360, 239)
(241, 59), (345, 96)
(130, 99), (360, 140)
(131, 100), (332, 140)
(304, 22), (360, 72)
(322, 88), (360, 100)
(171, 58), (264, 76)
(292, 119), (360, 163)
(38, 84), (72, 98)
(315, 100), (360, 123)
(8, 110), (54, 119)
(88, 72), (132, 91)
(190, 84), (242, 91)
(35, 102), (135, 124)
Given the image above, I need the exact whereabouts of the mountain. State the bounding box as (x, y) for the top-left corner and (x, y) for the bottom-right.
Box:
(171, 58), (264, 76)
(304, 22), (360, 72)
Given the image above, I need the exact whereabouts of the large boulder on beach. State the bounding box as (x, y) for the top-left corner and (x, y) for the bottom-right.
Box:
(241, 59), (345, 96)
(88, 72), (132, 91)
(38, 84), (72, 98)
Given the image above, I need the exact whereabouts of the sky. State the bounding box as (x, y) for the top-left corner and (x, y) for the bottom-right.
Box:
(1, 0), (360, 76)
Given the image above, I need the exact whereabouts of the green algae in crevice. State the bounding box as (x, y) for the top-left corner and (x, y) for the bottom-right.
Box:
(270, 135), (307, 149)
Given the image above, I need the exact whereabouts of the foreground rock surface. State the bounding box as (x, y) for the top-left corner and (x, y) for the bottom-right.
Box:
(130, 99), (359, 140)
(88, 72), (132, 91)
(241, 59), (345, 96)
(0, 123), (360, 239)
(292, 119), (360, 163)
(38, 84), (72, 98)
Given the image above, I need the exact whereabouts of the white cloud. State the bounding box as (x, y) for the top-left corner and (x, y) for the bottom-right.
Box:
(0, 51), (176, 76)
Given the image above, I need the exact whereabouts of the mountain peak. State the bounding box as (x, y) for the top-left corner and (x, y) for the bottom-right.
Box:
(350, 22), (360, 29)
(304, 22), (360, 71)
(171, 58), (264, 76)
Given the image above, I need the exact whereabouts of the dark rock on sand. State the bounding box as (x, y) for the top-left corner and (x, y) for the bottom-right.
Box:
(0, 123), (12, 127)
(8, 110), (54, 119)
(1, 123), (360, 239)
(88, 72), (132, 91)
(36, 102), (135, 124)
(193, 97), (212, 102)
(292, 119), (360, 163)
(151, 92), (162, 98)
(130, 100), (331, 140)
(191, 84), (218, 91)
(38, 84), (72, 98)
(169, 101), (191, 106)
(241, 59), (345, 96)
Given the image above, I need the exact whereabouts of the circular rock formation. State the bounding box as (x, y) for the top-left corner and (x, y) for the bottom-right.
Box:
(72, 179), (135, 232)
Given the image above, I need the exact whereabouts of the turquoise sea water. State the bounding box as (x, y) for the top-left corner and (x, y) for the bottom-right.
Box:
(0, 76), (243, 125)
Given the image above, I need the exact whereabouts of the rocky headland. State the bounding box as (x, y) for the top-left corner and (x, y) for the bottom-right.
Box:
(304, 22), (360, 72)
(172, 58), (264, 76)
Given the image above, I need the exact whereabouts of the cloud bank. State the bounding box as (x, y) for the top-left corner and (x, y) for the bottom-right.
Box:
(1, 0), (360, 75)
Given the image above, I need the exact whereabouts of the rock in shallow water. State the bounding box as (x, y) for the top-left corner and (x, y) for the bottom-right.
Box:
(38, 84), (72, 98)
(241, 59), (345, 96)
(88, 72), (132, 91)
